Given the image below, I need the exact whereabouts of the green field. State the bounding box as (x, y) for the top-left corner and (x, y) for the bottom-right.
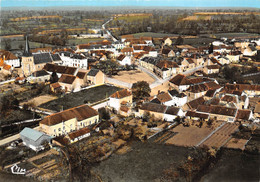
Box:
(0, 39), (54, 50)
(122, 32), (179, 38)
(115, 15), (151, 22)
(39, 84), (121, 112)
(68, 38), (104, 45)
(213, 33), (260, 39)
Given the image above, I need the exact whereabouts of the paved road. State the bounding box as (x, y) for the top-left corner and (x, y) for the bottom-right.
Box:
(102, 18), (118, 42)
(105, 76), (132, 88)
(92, 101), (109, 110)
(0, 79), (15, 85)
(182, 65), (204, 76)
(0, 126), (40, 146)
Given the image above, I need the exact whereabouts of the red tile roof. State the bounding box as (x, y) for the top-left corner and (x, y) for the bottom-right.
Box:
(110, 89), (132, 99)
(197, 105), (237, 117)
(68, 127), (90, 140)
(40, 105), (98, 126)
(58, 74), (77, 84)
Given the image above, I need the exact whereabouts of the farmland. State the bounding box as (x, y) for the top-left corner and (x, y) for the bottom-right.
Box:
(181, 15), (211, 21)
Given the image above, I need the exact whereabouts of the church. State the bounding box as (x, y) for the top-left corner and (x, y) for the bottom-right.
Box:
(21, 36), (61, 77)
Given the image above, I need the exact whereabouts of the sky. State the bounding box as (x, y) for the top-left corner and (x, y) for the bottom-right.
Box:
(1, 0), (260, 8)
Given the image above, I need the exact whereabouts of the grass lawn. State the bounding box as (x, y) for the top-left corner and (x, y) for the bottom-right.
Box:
(39, 84), (121, 112)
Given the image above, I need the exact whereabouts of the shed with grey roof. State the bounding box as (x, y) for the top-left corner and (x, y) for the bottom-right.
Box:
(20, 127), (52, 151)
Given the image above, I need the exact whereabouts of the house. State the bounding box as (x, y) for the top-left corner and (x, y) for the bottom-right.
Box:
(139, 102), (166, 120)
(117, 54), (131, 65)
(154, 60), (180, 79)
(143, 46), (157, 57)
(139, 57), (160, 72)
(163, 106), (185, 121)
(139, 102), (184, 122)
(151, 92), (173, 106)
(58, 74), (83, 92)
(121, 47), (134, 56)
(203, 65), (220, 74)
(235, 109), (253, 121)
(109, 89), (132, 113)
(182, 96), (206, 111)
(185, 111), (209, 121)
(176, 45), (196, 53)
(254, 103), (260, 120)
(0, 58), (11, 75)
(87, 68), (105, 85)
(31, 47), (53, 53)
(181, 58), (195, 72)
(196, 105), (237, 122)
(168, 89), (188, 107)
(161, 48), (175, 57)
(217, 56), (231, 65)
(43, 63), (79, 78)
(66, 127), (91, 144)
(20, 127), (52, 152)
(0, 50), (20, 68)
(59, 52), (88, 69)
(50, 82), (62, 93)
(27, 70), (50, 83)
(226, 51), (241, 63)
(242, 45), (257, 56)
(162, 37), (172, 46)
(112, 41), (125, 50)
(213, 45), (232, 53)
(39, 104), (99, 137)
(169, 74), (190, 92)
(169, 74), (214, 92)
(121, 35), (134, 42)
(224, 84), (260, 97)
(140, 37), (153, 45)
(186, 81), (221, 101)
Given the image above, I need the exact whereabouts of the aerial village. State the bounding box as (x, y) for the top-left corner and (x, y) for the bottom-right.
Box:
(0, 15), (260, 181)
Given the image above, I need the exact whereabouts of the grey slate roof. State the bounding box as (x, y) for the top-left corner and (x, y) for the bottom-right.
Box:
(51, 53), (61, 61)
(141, 57), (160, 65)
(20, 127), (49, 142)
(33, 52), (53, 65)
(32, 70), (50, 77)
(87, 68), (100, 76)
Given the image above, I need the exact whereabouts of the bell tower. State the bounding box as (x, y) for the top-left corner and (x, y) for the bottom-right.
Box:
(21, 35), (34, 76)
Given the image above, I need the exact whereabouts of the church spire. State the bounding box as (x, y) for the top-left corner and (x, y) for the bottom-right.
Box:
(23, 35), (32, 57)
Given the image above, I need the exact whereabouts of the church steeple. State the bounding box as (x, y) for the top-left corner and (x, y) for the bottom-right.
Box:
(23, 35), (32, 57)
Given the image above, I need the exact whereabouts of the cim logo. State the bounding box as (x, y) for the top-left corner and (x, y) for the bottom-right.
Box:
(11, 164), (26, 175)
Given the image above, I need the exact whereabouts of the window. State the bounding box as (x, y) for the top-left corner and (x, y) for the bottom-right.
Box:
(54, 129), (56, 133)
(58, 128), (61, 131)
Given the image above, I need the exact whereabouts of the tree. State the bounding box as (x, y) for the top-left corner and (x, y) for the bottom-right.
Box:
(131, 81), (151, 101)
(50, 71), (59, 83)
(19, 44), (24, 51)
(208, 43), (213, 54)
(175, 35), (184, 45)
(4, 39), (11, 51)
